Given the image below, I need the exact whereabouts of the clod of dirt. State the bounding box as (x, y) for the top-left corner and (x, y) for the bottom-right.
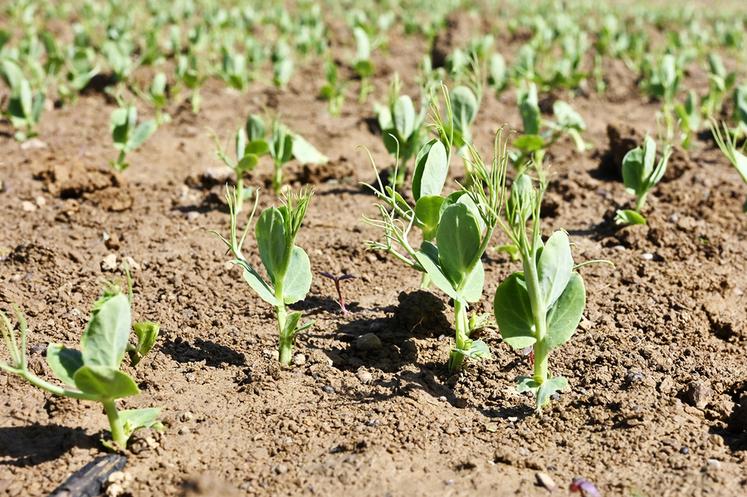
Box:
(703, 294), (747, 340)
(599, 122), (642, 180)
(394, 290), (450, 336)
(355, 333), (382, 352)
(181, 473), (241, 497)
(728, 394), (747, 433)
(295, 159), (354, 184)
(680, 380), (713, 409)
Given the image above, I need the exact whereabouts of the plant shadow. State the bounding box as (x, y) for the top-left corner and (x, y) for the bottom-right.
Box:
(0, 423), (94, 467)
(161, 337), (245, 367)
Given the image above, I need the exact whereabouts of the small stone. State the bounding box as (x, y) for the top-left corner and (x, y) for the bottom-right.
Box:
(641, 252), (654, 261)
(322, 385), (335, 394)
(122, 256), (140, 271)
(101, 254), (118, 272)
(680, 446), (689, 454)
(658, 376), (675, 394)
(292, 353), (306, 366)
(681, 381), (712, 409)
(105, 232), (120, 250)
(262, 349), (280, 361)
(178, 427), (190, 435)
(355, 333), (382, 352)
(179, 411), (193, 422)
(21, 200), (36, 212)
(706, 458), (721, 470)
(356, 368), (373, 384)
(20, 138), (47, 150)
(535, 472), (557, 492)
(186, 211), (200, 222)
(273, 464), (288, 475)
(34, 196), (46, 207)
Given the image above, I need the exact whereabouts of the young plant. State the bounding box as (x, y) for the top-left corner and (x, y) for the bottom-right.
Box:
(352, 27), (375, 103)
(138, 72), (170, 125)
(701, 53), (736, 120)
(319, 59), (345, 117)
(220, 45), (249, 91)
(176, 52), (204, 114)
(364, 126), (506, 371)
(615, 135), (672, 225)
(674, 90), (701, 149)
(512, 82), (587, 167)
(319, 272), (355, 316)
(710, 120), (747, 212)
(0, 284), (161, 450)
(493, 170), (587, 412)
(246, 115), (327, 194)
(213, 121), (270, 214)
(0, 59), (44, 141)
(110, 104), (157, 171)
(272, 40), (294, 89)
(375, 76), (426, 184)
(215, 188), (314, 365)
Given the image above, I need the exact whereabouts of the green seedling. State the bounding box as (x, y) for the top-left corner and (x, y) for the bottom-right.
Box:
(0, 284), (161, 450)
(319, 59), (345, 117)
(710, 120), (747, 212)
(674, 90), (701, 149)
(176, 52), (204, 113)
(365, 119), (506, 371)
(215, 188), (315, 365)
(352, 26), (375, 103)
(488, 53), (508, 94)
(0, 58), (44, 141)
(702, 53), (736, 120)
(137, 72), (170, 125)
(615, 135), (672, 225)
(110, 104), (157, 172)
(493, 171), (587, 412)
(733, 85), (747, 139)
(101, 39), (135, 84)
(220, 45), (248, 91)
(212, 119), (270, 213)
(512, 82), (587, 167)
(244, 115), (327, 194)
(375, 75), (426, 184)
(272, 40), (294, 89)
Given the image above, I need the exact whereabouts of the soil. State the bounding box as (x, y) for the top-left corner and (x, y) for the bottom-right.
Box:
(1, 10), (747, 497)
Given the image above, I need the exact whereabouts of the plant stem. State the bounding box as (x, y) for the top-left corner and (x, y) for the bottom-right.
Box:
(275, 286), (292, 366)
(273, 162), (282, 194)
(448, 299), (470, 372)
(635, 192), (648, 212)
(521, 236), (548, 386)
(102, 399), (126, 448)
(235, 179), (244, 214)
(419, 272), (431, 289)
(20, 370), (98, 401)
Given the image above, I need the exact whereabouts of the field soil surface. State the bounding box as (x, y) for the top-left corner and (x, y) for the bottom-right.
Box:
(1, 13), (746, 497)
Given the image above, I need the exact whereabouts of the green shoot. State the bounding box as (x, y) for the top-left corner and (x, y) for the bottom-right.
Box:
(110, 104), (157, 172)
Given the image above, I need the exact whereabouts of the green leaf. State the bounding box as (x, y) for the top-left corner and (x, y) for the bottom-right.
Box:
(81, 293), (131, 369)
(393, 95), (416, 140)
(128, 120), (157, 151)
(452, 339), (491, 360)
(236, 154), (258, 174)
(553, 101), (585, 131)
(518, 84), (541, 135)
(546, 273), (586, 350)
(436, 203), (482, 287)
(451, 85), (478, 132)
(461, 260), (484, 303)
(256, 207), (289, 285)
(73, 365), (139, 399)
(246, 115), (265, 142)
(414, 246), (459, 301)
(516, 376), (541, 394)
(493, 273), (536, 349)
(120, 408), (162, 439)
(537, 231), (574, 310)
(513, 134), (544, 153)
(282, 246), (312, 304)
(615, 209), (647, 225)
(282, 311), (302, 340)
(234, 259), (279, 306)
(46, 344), (83, 386)
(129, 321), (159, 366)
(245, 139), (269, 156)
(412, 139), (448, 200)
(414, 195), (445, 241)
(536, 376), (568, 410)
(292, 134), (327, 164)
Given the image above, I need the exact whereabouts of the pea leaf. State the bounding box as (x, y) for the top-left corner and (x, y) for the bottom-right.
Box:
(461, 260), (484, 303)
(393, 95), (416, 140)
(282, 246), (312, 304)
(414, 195), (445, 241)
(494, 273), (536, 349)
(545, 273), (586, 350)
(292, 134), (327, 164)
(537, 231), (574, 310)
(412, 139), (448, 200)
(234, 259), (279, 306)
(73, 365), (139, 399)
(120, 408), (162, 439)
(256, 207), (289, 284)
(436, 203), (482, 287)
(81, 293), (131, 369)
(415, 245), (459, 301)
(46, 344), (83, 386)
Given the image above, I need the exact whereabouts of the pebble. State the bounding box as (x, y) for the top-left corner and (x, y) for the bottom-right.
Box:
(535, 472), (557, 492)
(21, 200), (36, 212)
(682, 381), (712, 409)
(322, 385), (335, 394)
(186, 211), (200, 222)
(178, 427), (190, 435)
(641, 252), (654, 261)
(356, 368), (373, 384)
(179, 411), (193, 422)
(20, 138), (47, 150)
(706, 458), (721, 470)
(355, 333), (382, 352)
(35, 196), (45, 207)
(262, 349), (280, 361)
(101, 254), (118, 272)
(293, 353), (306, 366)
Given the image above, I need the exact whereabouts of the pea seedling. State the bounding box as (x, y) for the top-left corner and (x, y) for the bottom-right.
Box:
(319, 59), (345, 117)
(365, 108), (506, 371)
(0, 284), (161, 450)
(615, 135), (672, 225)
(710, 120), (747, 212)
(1, 59), (44, 141)
(215, 188), (314, 365)
(493, 168), (587, 412)
(110, 104), (157, 171)
(352, 27), (375, 103)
